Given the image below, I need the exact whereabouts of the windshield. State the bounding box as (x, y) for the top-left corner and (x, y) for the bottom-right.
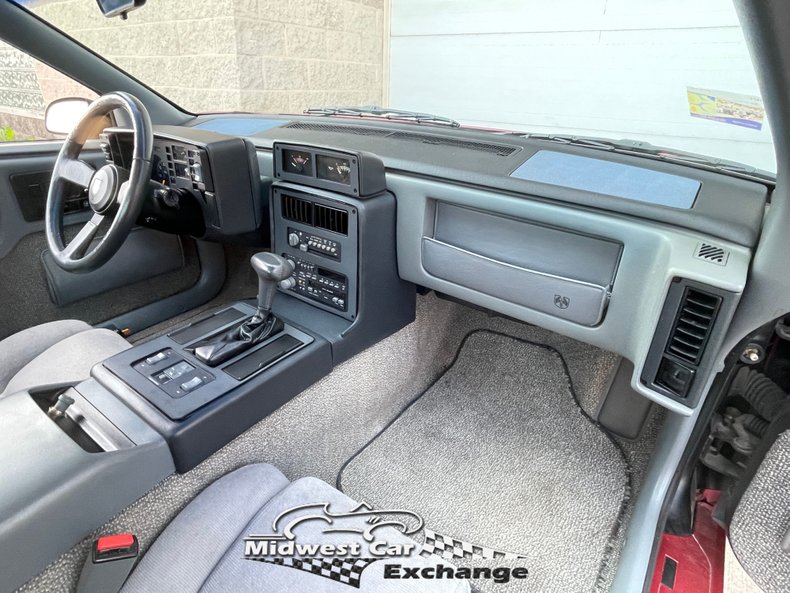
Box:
(9, 0), (777, 173)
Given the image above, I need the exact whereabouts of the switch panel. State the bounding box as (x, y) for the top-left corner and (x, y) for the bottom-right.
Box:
(134, 349), (214, 399)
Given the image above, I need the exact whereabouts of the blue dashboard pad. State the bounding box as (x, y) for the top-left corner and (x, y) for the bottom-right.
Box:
(510, 150), (700, 209)
(193, 118), (285, 136)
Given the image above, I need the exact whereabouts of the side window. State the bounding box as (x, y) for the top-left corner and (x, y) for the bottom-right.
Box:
(0, 40), (97, 142)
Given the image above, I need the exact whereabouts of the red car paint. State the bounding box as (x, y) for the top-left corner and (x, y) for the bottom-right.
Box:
(649, 490), (725, 593)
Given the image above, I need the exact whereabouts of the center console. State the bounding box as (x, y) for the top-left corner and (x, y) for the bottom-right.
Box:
(93, 141), (416, 473)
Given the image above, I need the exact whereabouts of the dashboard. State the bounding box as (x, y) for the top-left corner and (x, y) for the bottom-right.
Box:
(101, 115), (770, 416)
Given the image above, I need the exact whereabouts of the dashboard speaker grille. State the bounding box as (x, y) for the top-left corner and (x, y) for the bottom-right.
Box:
(283, 123), (520, 156)
(694, 242), (729, 266)
(666, 288), (721, 365)
(281, 194), (313, 226)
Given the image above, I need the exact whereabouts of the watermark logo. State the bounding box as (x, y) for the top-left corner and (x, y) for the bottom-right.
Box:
(243, 501), (529, 588)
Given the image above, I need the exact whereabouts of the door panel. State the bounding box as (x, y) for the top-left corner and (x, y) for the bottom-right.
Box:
(0, 142), (201, 339)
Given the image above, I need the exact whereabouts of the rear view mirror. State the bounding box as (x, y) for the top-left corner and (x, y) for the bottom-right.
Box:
(96, 0), (146, 19)
(45, 97), (91, 135)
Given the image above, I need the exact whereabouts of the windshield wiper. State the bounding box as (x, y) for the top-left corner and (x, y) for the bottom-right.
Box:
(508, 133), (775, 183)
(304, 106), (460, 128)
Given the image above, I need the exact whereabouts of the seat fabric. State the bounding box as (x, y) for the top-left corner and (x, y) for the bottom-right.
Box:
(0, 321), (130, 397)
(121, 464), (469, 593)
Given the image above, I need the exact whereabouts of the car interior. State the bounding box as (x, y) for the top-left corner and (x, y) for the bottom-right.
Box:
(1, 1), (789, 593)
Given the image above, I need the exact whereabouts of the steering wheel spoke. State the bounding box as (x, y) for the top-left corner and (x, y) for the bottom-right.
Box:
(63, 212), (105, 261)
(59, 157), (95, 188)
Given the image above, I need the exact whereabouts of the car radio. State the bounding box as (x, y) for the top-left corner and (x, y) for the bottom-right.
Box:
(284, 255), (349, 312)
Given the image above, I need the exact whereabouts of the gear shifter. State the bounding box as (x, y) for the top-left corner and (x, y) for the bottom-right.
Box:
(248, 253), (295, 324)
(189, 253), (294, 367)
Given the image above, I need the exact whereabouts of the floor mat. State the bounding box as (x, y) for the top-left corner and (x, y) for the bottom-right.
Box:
(338, 330), (631, 593)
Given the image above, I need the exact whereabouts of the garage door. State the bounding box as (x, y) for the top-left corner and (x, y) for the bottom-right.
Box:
(389, 0), (775, 172)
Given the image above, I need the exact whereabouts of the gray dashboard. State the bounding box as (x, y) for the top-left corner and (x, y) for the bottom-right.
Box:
(195, 114), (769, 248)
(246, 124), (760, 417)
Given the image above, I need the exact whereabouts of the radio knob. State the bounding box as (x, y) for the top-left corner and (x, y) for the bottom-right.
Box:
(279, 277), (296, 290)
(288, 232), (300, 247)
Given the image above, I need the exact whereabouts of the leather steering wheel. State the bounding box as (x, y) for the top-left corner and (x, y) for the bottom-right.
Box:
(45, 92), (153, 273)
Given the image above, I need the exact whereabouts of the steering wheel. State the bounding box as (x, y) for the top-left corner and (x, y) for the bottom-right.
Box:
(45, 92), (153, 273)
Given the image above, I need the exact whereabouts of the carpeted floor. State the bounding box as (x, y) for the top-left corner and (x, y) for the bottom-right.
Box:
(0, 229), (201, 341)
(339, 331), (630, 593)
(17, 292), (661, 593)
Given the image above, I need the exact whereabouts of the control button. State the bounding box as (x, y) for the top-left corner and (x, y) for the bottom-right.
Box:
(96, 533), (135, 553)
(288, 232), (300, 247)
(180, 377), (204, 392)
(299, 244), (308, 252)
(155, 372), (170, 384)
(145, 352), (168, 365)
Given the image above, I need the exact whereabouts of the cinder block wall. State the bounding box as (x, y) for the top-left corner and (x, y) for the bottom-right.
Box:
(31, 0), (389, 115)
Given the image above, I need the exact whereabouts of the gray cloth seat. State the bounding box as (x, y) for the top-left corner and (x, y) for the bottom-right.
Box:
(0, 320), (130, 397)
(121, 464), (470, 593)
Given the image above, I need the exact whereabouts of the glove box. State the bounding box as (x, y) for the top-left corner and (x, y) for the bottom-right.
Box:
(421, 202), (622, 326)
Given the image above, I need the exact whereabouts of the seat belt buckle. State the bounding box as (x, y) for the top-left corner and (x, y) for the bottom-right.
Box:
(93, 533), (138, 563)
(77, 533), (139, 593)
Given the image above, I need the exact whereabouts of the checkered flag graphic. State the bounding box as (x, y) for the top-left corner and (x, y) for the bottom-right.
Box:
(419, 528), (527, 561)
(247, 557), (378, 588)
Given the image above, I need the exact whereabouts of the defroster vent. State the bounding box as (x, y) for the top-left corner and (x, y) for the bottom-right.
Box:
(666, 288), (721, 366)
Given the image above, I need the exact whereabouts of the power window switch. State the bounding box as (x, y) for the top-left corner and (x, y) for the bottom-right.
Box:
(145, 352), (168, 365)
(180, 376), (203, 392)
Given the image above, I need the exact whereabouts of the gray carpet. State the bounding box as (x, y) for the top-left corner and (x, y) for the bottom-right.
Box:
(338, 331), (630, 593)
(0, 228), (201, 340)
(17, 292), (657, 593)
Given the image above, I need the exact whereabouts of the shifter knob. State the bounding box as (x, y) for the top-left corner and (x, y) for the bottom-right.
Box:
(250, 253), (295, 314)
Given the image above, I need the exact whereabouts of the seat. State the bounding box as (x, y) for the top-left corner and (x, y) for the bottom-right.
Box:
(0, 320), (130, 398)
(120, 464), (470, 593)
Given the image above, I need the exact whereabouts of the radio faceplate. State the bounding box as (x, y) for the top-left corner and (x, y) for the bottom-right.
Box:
(272, 184), (359, 320)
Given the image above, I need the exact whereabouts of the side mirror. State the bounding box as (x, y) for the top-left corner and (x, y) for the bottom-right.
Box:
(96, 0), (146, 19)
(45, 97), (92, 135)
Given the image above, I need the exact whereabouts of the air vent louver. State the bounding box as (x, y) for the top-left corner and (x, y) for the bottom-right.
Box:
(281, 194), (313, 225)
(694, 243), (729, 266)
(314, 204), (348, 235)
(666, 288), (721, 365)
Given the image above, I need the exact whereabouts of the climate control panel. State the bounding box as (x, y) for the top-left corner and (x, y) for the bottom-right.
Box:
(287, 228), (342, 260)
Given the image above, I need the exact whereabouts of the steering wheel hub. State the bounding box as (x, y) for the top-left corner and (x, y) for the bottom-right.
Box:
(88, 164), (120, 213)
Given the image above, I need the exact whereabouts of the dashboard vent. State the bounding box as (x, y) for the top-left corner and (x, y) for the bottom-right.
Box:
(281, 194), (313, 226)
(314, 204), (348, 235)
(285, 123), (390, 136)
(666, 288), (722, 365)
(283, 122), (520, 156)
(694, 242), (729, 266)
(387, 131), (520, 156)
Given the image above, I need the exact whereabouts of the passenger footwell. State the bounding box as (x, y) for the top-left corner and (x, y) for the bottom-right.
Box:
(338, 330), (632, 593)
